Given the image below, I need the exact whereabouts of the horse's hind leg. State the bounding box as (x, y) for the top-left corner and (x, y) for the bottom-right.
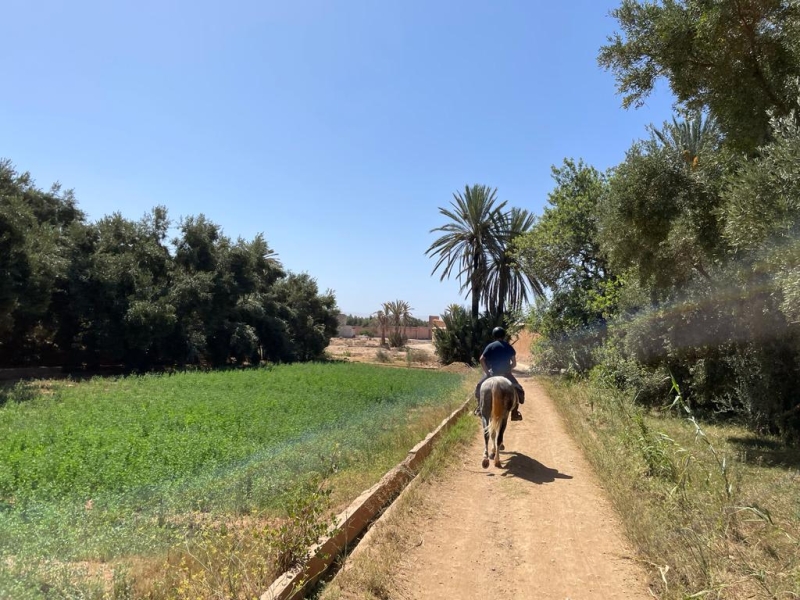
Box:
(481, 415), (490, 469)
(493, 428), (502, 468)
(498, 415), (508, 451)
(497, 387), (516, 452)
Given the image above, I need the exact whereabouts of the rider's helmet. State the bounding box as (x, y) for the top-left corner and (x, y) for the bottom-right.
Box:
(492, 326), (506, 339)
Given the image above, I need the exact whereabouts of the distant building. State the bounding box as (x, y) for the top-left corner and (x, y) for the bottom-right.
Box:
(429, 315), (445, 330)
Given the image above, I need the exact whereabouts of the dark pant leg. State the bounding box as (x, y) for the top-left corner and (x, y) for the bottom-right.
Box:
(503, 373), (525, 404)
(475, 374), (489, 401)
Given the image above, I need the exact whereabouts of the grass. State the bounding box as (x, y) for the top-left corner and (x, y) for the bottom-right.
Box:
(316, 412), (479, 600)
(542, 376), (800, 600)
(0, 363), (468, 599)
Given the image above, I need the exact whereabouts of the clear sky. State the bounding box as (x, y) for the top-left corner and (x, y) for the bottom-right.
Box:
(2, 0), (674, 318)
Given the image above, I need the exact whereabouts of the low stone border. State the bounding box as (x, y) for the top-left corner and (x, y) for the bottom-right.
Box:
(260, 399), (471, 600)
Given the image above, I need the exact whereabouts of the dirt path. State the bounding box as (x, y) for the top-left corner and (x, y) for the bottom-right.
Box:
(395, 375), (651, 599)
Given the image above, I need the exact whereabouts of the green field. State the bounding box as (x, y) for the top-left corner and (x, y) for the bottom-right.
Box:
(0, 363), (467, 597)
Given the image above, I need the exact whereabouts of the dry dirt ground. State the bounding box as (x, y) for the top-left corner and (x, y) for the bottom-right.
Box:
(397, 376), (650, 599)
(324, 337), (441, 368)
(327, 372), (652, 599)
(324, 330), (537, 370)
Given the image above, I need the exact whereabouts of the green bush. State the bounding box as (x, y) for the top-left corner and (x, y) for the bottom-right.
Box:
(525, 285), (610, 375)
(589, 337), (670, 406)
(432, 306), (514, 365)
(388, 330), (406, 348)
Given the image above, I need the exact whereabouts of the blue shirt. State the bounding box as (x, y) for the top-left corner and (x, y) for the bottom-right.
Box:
(481, 340), (515, 375)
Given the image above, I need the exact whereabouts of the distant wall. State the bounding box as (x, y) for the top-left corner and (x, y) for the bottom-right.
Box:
(345, 325), (433, 340)
(337, 315), (444, 340)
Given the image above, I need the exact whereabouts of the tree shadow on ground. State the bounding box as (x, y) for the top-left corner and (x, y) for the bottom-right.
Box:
(499, 453), (573, 484)
(0, 381), (40, 407)
(727, 436), (800, 470)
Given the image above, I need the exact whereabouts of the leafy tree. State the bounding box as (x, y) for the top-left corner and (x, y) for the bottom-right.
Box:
(0, 195), (43, 340)
(721, 108), (800, 332)
(599, 124), (726, 295)
(168, 217), (290, 367)
(0, 161), (84, 365)
(63, 209), (175, 368)
(590, 108), (800, 437)
(344, 314), (372, 327)
(517, 160), (610, 291)
(427, 185), (507, 319)
(527, 285), (614, 374)
(0, 160), (340, 370)
(218, 235), (285, 365)
(274, 273), (338, 362)
(722, 110), (800, 253)
(515, 160), (617, 372)
(599, 0), (800, 152)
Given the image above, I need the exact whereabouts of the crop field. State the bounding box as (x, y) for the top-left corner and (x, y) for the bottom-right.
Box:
(0, 363), (467, 598)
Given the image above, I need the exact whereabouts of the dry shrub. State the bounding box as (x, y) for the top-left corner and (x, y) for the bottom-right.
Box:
(405, 348), (435, 365)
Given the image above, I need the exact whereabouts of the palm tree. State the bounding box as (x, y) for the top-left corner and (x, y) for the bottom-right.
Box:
(484, 208), (544, 318)
(384, 299), (412, 347)
(426, 185), (507, 319)
(652, 113), (721, 170)
(373, 308), (388, 346)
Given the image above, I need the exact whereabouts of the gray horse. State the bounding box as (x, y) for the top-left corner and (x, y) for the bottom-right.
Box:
(478, 376), (519, 468)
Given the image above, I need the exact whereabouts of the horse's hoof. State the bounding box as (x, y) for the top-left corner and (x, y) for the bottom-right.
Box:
(481, 457), (489, 469)
(494, 460), (503, 468)
(499, 444), (505, 451)
(489, 451), (495, 460)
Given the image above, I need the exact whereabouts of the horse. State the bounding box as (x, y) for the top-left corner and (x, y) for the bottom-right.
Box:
(478, 376), (519, 468)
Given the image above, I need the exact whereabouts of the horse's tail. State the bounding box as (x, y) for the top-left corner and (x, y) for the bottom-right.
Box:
(487, 385), (507, 446)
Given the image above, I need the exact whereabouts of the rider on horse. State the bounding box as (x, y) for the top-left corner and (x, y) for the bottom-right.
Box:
(474, 326), (525, 421)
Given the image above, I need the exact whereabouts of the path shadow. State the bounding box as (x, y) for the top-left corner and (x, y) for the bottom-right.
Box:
(727, 436), (800, 470)
(499, 453), (573, 484)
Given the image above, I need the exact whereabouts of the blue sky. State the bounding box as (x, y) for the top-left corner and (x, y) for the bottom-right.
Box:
(2, 0), (674, 318)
